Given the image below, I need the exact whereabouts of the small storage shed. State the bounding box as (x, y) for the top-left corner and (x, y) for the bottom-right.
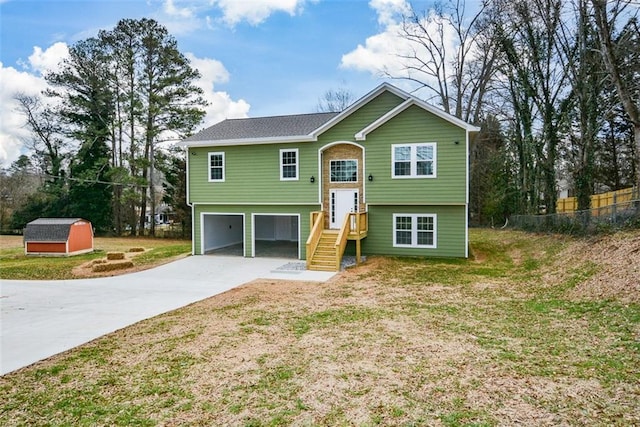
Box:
(24, 218), (94, 256)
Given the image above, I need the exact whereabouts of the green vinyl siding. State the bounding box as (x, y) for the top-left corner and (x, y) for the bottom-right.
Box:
(364, 105), (467, 205)
(193, 204), (318, 257)
(363, 205), (467, 258)
(189, 143), (320, 204)
(317, 91), (405, 144)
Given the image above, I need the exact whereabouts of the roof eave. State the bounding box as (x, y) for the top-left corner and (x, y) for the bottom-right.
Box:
(181, 135), (316, 148)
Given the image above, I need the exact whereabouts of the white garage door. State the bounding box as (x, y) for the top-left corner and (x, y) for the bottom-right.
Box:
(202, 214), (244, 255)
(253, 214), (300, 258)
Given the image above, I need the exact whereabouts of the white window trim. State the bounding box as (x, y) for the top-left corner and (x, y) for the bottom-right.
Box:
(392, 213), (437, 248)
(208, 152), (225, 182)
(280, 148), (299, 181)
(329, 159), (359, 183)
(391, 143), (437, 178)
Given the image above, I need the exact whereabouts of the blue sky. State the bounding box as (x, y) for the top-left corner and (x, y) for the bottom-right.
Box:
(0, 0), (436, 167)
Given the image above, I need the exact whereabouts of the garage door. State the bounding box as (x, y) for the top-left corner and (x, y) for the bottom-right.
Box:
(202, 214), (244, 255)
(252, 214), (299, 259)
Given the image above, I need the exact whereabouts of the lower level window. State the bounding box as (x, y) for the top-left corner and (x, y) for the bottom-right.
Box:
(393, 214), (436, 248)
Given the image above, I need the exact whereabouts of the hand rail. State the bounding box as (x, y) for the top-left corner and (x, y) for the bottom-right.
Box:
(306, 211), (324, 265)
(334, 212), (352, 270)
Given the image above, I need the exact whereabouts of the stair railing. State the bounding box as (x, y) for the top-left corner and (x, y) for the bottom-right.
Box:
(306, 211), (324, 265)
(334, 212), (352, 270)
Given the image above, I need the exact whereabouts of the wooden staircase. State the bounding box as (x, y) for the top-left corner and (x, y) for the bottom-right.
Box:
(307, 230), (339, 271)
(305, 211), (368, 272)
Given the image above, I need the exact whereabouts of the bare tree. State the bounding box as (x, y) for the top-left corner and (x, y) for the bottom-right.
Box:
(492, 0), (573, 214)
(14, 93), (68, 183)
(557, 0), (605, 212)
(316, 88), (356, 112)
(392, 0), (497, 123)
(591, 0), (640, 193)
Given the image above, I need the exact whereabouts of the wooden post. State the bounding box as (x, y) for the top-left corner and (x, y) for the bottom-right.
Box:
(356, 239), (361, 265)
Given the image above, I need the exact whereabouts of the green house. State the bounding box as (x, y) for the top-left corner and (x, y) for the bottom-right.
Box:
(183, 83), (480, 271)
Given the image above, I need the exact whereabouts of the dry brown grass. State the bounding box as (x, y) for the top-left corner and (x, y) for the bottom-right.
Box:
(0, 235), (23, 249)
(0, 236), (190, 279)
(1, 229), (639, 426)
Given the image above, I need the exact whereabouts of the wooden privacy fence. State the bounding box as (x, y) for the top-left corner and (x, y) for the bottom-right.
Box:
(557, 187), (638, 214)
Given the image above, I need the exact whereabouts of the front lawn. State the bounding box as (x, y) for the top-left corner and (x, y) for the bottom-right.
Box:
(1, 229), (638, 426)
(0, 236), (191, 280)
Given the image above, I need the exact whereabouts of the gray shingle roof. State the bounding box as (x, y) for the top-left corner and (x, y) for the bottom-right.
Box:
(184, 112), (340, 142)
(24, 218), (86, 242)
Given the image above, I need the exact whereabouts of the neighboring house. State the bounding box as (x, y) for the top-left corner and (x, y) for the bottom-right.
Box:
(24, 218), (94, 256)
(183, 83), (480, 270)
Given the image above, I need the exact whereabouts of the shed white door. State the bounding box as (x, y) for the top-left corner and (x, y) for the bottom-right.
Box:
(330, 189), (358, 229)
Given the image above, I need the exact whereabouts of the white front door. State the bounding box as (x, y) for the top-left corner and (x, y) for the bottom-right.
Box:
(330, 189), (358, 229)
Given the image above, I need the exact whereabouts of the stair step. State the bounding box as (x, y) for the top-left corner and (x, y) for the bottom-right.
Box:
(310, 259), (337, 265)
(310, 256), (336, 263)
(307, 229), (342, 271)
(308, 266), (337, 272)
(312, 253), (335, 260)
(314, 249), (335, 255)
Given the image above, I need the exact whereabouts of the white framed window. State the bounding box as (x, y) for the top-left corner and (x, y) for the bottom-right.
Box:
(280, 149), (298, 180)
(208, 152), (225, 182)
(392, 143), (436, 178)
(330, 159), (358, 183)
(393, 214), (436, 248)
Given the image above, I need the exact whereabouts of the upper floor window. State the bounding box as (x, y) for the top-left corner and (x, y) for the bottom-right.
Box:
(208, 152), (225, 182)
(330, 159), (358, 182)
(392, 143), (436, 178)
(280, 149), (298, 180)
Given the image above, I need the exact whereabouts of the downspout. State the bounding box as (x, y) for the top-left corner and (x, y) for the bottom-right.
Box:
(465, 130), (470, 259)
(185, 145), (195, 256)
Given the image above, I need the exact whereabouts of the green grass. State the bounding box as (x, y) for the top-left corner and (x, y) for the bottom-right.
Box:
(1, 229), (638, 425)
(0, 237), (191, 280)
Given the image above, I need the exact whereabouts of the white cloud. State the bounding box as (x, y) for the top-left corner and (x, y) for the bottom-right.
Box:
(26, 42), (69, 75)
(163, 0), (194, 18)
(157, 0), (203, 35)
(0, 43), (69, 168)
(213, 0), (307, 26)
(341, 1), (459, 96)
(0, 63), (48, 168)
(157, 0), (311, 33)
(186, 53), (250, 127)
(186, 53), (230, 84)
(200, 91), (251, 127)
(369, 0), (410, 26)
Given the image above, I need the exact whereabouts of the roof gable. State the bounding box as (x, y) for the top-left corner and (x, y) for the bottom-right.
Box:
(182, 83), (479, 147)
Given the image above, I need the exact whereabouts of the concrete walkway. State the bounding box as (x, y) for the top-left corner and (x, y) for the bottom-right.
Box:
(0, 256), (335, 375)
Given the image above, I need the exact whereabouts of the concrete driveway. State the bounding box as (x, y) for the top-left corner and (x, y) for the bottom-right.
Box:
(0, 256), (335, 375)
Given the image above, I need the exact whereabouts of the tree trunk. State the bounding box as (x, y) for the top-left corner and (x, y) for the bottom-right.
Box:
(591, 0), (640, 193)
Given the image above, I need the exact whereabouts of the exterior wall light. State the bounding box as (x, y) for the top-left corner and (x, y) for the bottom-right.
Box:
(310, 176), (315, 183)
(368, 174), (373, 181)
(454, 140), (460, 145)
